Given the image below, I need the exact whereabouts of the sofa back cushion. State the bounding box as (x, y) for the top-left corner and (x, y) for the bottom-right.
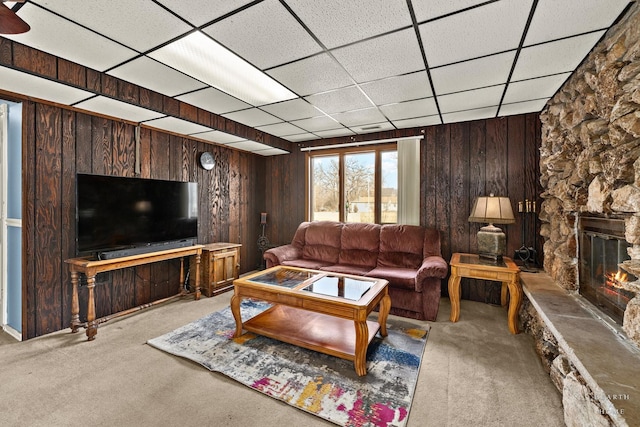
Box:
(338, 222), (380, 268)
(291, 221), (310, 250)
(377, 224), (424, 269)
(302, 221), (343, 263)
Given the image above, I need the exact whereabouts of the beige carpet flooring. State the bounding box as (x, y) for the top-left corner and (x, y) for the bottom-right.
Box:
(0, 295), (564, 427)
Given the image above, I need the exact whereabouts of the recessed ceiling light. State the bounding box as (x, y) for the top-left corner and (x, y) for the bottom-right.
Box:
(149, 31), (297, 106)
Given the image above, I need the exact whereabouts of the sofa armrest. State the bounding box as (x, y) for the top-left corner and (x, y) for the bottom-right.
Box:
(263, 244), (301, 268)
(415, 256), (448, 290)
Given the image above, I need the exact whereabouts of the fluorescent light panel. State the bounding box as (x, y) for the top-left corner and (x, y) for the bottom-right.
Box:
(149, 32), (297, 106)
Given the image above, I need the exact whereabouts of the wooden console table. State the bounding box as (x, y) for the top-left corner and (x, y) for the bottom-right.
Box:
(65, 245), (203, 341)
(448, 253), (522, 334)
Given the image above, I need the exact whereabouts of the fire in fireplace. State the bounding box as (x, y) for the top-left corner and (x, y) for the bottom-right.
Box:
(579, 216), (636, 325)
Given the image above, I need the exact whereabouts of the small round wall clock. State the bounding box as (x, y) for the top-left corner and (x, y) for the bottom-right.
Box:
(199, 151), (215, 170)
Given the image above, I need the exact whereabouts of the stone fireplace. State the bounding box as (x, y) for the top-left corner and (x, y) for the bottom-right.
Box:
(539, 0), (640, 350)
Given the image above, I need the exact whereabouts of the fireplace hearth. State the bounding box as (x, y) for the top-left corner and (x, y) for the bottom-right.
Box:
(579, 216), (636, 325)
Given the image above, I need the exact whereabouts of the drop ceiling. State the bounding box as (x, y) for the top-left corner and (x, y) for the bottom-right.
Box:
(0, 0), (634, 156)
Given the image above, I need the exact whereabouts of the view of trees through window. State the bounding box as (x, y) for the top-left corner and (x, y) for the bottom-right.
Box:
(310, 148), (397, 224)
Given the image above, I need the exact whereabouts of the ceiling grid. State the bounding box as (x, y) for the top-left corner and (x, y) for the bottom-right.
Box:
(0, 0), (633, 155)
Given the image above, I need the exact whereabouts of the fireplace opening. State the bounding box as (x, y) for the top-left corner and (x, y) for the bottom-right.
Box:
(579, 216), (636, 325)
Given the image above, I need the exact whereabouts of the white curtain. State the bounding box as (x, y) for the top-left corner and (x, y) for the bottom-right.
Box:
(397, 138), (420, 225)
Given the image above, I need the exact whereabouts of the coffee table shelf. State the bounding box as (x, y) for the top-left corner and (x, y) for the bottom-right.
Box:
(243, 304), (381, 360)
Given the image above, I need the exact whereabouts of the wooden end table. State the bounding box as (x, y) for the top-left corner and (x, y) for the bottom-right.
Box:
(448, 253), (522, 334)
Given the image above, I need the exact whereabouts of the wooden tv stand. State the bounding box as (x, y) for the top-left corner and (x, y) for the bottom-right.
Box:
(65, 245), (204, 341)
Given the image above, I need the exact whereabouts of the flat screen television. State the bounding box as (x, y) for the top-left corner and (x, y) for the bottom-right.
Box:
(76, 174), (198, 258)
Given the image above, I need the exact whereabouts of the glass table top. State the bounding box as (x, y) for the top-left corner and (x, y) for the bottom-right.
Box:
(302, 275), (373, 301)
(459, 254), (508, 268)
(247, 268), (319, 289)
(246, 267), (375, 301)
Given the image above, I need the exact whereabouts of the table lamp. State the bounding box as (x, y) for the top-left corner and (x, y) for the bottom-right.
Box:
(469, 194), (515, 261)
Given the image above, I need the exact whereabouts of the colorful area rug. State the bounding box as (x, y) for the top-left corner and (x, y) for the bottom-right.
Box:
(148, 300), (429, 427)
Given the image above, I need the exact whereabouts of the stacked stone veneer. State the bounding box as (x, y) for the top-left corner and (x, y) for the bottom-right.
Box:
(539, 1), (640, 349)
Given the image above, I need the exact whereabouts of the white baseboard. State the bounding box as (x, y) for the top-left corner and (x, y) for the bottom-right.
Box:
(2, 324), (22, 341)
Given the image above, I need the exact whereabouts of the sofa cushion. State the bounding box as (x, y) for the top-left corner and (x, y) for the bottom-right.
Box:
(377, 224), (424, 269)
(338, 222), (380, 268)
(320, 264), (374, 276)
(365, 266), (417, 290)
(282, 259), (333, 270)
(302, 221), (343, 264)
(291, 221), (310, 249)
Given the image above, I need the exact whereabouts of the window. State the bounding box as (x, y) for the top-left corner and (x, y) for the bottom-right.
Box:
(308, 144), (397, 224)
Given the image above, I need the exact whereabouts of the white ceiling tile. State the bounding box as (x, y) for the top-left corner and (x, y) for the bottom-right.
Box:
(392, 115), (442, 129)
(144, 116), (212, 135)
(267, 53), (354, 96)
(314, 128), (356, 138)
(254, 147), (290, 156)
(499, 99), (549, 116)
(35, 0), (191, 52)
(223, 108), (282, 127)
(420, 0), (533, 67)
(260, 98), (323, 121)
(283, 133), (320, 142)
(74, 96), (165, 122)
(8, 4), (137, 72)
(413, 0), (492, 22)
(525, 0), (631, 46)
(107, 57), (207, 97)
(503, 73), (571, 104)
(227, 140), (274, 152)
(438, 85), (505, 114)
(330, 108), (388, 127)
(176, 88), (251, 115)
(379, 98), (439, 121)
(192, 130), (246, 144)
(256, 122), (305, 137)
(0, 66), (93, 105)
(512, 32), (605, 81)
(285, 0), (412, 49)
(332, 29), (424, 83)
(155, 0), (256, 27)
(305, 86), (374, 114)
(430, 51), (516, 95)
(203, 0), (321, 69)
(360, 72), (432, 105)
(442, 106), (499, 124)
(290, 116), (341, 132)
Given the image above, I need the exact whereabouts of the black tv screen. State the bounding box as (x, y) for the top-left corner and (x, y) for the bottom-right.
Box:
(76, 174), (198, 256)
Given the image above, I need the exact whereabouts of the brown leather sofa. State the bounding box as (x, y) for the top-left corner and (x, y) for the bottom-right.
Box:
(263, 221), (448, 321)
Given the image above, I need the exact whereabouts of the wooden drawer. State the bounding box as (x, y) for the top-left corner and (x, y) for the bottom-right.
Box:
(190, 243), (241, 297)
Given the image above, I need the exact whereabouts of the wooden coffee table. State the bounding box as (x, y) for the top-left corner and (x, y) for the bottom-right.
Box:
(230, 266), (391, 376)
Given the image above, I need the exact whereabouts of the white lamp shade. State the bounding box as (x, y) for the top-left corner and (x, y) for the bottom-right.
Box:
(469, 195), (515, 225)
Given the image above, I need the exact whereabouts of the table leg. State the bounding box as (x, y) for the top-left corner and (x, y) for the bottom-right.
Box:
(354, 320), (368, 376)
(506, 279), (523, 334)
(193, 252), (202, 300)
(448, 274), (462, 322)
(86, 275), (97, 341)
(70, 271), (80, 333)
(230, 293), (242, 338)
(501, 282), (508, 307)
(378, 291), (391, 337)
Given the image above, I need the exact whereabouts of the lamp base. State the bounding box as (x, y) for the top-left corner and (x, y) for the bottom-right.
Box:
(477, 227), (506, 261)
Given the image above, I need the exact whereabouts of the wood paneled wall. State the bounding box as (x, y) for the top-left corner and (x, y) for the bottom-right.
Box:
(22, 102), (265, 339)
(264, 113), (542, 304)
